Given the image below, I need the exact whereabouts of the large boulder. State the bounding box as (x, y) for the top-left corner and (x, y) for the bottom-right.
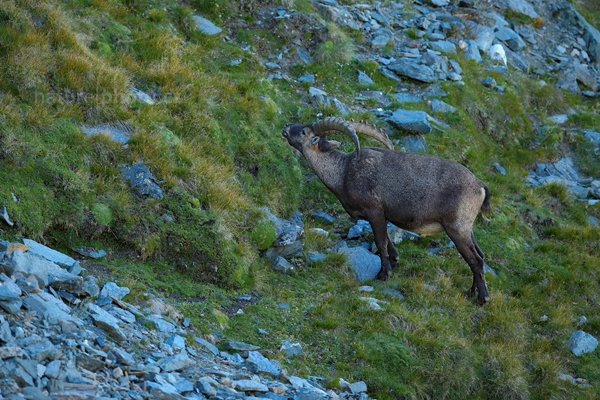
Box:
(337, 246), (381, 282)
(387, 60), (436, 83)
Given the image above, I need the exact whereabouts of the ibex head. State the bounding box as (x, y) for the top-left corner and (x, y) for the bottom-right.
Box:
(282, 117), (361, 156)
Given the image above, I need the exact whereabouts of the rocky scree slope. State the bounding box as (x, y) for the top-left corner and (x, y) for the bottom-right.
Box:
(0, 239), (371, 399)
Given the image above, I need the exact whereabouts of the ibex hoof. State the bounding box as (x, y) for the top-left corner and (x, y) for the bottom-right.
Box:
(377, 269), (390, 281)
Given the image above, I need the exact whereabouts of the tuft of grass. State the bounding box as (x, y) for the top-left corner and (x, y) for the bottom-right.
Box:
(314, 23), (355, 65)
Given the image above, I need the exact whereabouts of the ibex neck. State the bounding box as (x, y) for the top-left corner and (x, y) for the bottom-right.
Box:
(303, 149), (350, 194)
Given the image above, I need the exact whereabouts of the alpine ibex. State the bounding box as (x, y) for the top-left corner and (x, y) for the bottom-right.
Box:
(282, 117), (491, 304)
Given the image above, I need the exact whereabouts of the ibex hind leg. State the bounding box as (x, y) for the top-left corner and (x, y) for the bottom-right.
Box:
(366, 213), (392, 280)
(386, 232), (399, 270)
(444, 225), (489, 305)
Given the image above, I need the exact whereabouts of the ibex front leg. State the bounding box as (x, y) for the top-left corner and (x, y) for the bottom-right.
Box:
(367, 212), (392, 280)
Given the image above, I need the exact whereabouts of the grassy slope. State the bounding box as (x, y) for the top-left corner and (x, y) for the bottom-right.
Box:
(0, 0), (599, 399)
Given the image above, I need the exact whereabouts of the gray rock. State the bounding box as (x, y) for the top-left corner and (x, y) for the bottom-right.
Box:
(298, 74), (315, 84)
(265, 240), (303, 260)
(261, 207), (303, 248)
(229, 341), (260, 351)
(348, 381), (367, 394)
(175, 378), (195, 394)
(221, 351), (244, 364)
(159, 353), (194, 372)
(192, 15), (222, 35)
(388, 60), (436, 83)
(246, 351), (281, 377)
(499, 0), (538, 18)
(398, 136), (427, 152)
(311, 211), (335, 224)
(395, 93), (421, 103)
(295, 47), (313, 65)
(0, 315), (12, 343)
(234, 379), (268, 392)
(99, 282), (130, 300)
(358, 71), (374, 85)
(360, 296), (385, 311)
(195, 336), (219, 356)
(165, 334), (186, 351)
(45, 360), (61, 379)
(337, 246), (381, 282)
(147, 381), (186, 399)
(483, 263), (498, 278)
(493, 162), (507, 175)
(120, 163), (164, 199)
(495, 27), (526, 51)
(1, 207), (13, 226)
(272, 256), (295, 273)
(196, 378), (218, 397)
(0, 346), (23, 359)
(583, 131), (600, 146)
(470, 23), (495, 52)
(371, 28), (393, 48)
(388, 109), (432, 134)
(264, 62), (281, 70)
(87, 303), (126, 342)
(381, 288), (405, 300)
(0, 276), (21, 302)
(481, 77), (496, 88)
(143, 315), (176, 333)
(73, 247), (106, 259)
(22, 239), (77, 269)
(131, 87), (154, 105)
(587, 215), (599, 226)
(314, 1), (360, 30)
(574, 63), (598, 91)
(111, 347), (135, 365)
(108, 305), (136, 324)
(76, 353), (105, 372)
(332, 98), (350, 116)
(430, 40), (456, 54)
(307, 252), (327, 263)
(429, 99), (456, 113)
(23, 292), (79, 326)
(280, 340), (303, 357)
(464, 40), (482, 62)
(569, 330), (598, 356)
(347, 219), (372, 239)
(82, 276), (100, 297)
(80, 121), (133, 145)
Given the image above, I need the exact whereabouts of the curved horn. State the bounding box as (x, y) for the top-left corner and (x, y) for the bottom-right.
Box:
(311, 117), (360, 156)
(351, 121), (394, 150)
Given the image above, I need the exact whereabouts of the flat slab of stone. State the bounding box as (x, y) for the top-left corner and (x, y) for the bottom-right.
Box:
(81, 122), (133, 145)
(87, 303), (126, 342)
(246, 350), (281, 377)
(388, 109), (432, 134)
(388, 60), (436, 83)
(22, 239), (77, 268)
(192, 15), (222, 35)
(234, 379), (268, 392)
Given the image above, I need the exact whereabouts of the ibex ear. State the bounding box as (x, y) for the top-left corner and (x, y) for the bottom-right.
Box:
(310, 136), (320, 145)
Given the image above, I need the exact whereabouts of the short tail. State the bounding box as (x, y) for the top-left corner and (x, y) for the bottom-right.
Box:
(481, 185), (491, 214)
